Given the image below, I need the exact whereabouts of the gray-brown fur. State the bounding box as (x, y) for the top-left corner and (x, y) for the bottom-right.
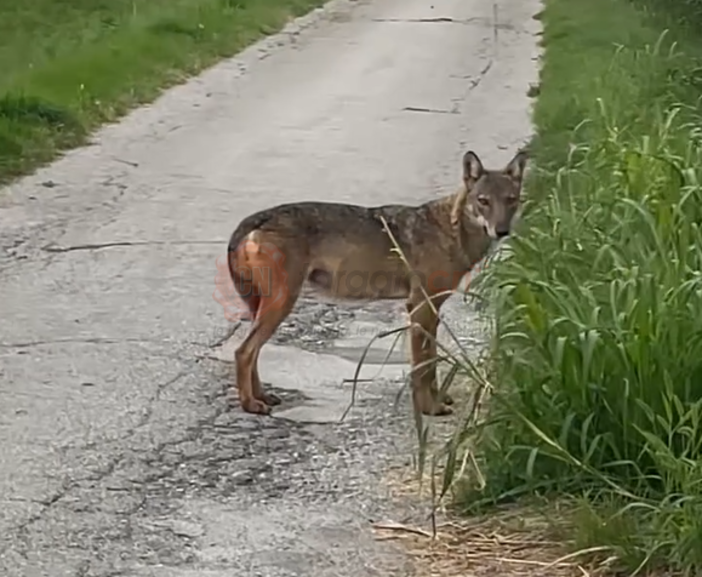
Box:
(226, 148), (528, 417)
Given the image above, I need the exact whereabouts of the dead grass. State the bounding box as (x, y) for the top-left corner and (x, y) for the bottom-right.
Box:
(372, 502), (593, 577)
(379, 459), (587, 577)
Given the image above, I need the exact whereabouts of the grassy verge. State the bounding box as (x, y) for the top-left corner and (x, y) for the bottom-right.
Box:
(427, 0), (702, 574)
(0, 0), (327, 185)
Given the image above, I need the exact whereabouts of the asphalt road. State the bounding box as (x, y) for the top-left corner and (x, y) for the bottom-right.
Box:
(0, 0), (541, 575)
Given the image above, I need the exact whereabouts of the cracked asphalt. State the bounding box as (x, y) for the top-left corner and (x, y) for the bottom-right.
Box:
(0, 0), (541, 575)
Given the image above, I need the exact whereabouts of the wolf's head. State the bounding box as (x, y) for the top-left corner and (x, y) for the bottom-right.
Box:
(455, 149), (528, 240)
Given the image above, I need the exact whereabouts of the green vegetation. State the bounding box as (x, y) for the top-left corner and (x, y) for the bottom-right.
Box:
(0, 0), (325, 184)
(433, 0), (702, 574)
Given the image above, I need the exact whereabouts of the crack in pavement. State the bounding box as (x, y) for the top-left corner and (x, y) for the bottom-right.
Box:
(0, 337), (148, 349)
(0, 369), (193, 547)
(207, 322), (243, 349)
(469, 59), (494, 90)
(41, 239), (222, 253)
(111, 157), (140, 168)
(0, 328), (244, 352)
(370, 16), (521, 33)
(402, 106), (459, 115)
(371, 17), (479, 24)
(1, 369), (415, 575)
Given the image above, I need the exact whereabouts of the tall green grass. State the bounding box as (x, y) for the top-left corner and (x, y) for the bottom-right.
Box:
(434, 0), (702, 574)
(632, 0), (702, 30)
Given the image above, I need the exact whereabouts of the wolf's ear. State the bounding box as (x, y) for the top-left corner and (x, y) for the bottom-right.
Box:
(462, 151), (484, 187)
(504, 149), (528, 183)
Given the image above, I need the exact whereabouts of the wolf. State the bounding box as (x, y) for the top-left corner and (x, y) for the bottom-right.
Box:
(225, 148), (527, 416)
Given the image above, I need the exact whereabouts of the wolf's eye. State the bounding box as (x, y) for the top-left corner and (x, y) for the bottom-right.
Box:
(478, 197), (489, 206)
